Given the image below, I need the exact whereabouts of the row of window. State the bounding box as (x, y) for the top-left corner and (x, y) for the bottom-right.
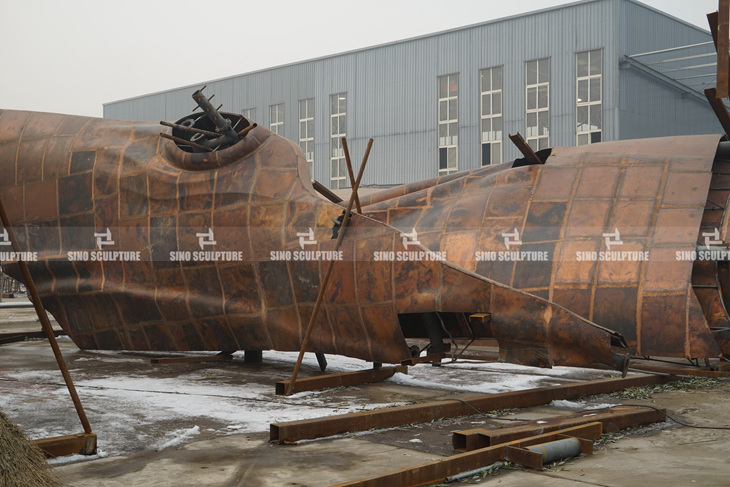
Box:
(438, 49), (603, 175)
(241, 50), (602, 188)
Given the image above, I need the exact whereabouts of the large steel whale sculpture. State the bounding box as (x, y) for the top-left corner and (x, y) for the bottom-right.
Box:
(0, 102), (727, 372)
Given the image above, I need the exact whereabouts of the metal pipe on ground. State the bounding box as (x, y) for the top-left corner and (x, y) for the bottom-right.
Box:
(0, 301), (33, 308)
(525, 437), (582, 464)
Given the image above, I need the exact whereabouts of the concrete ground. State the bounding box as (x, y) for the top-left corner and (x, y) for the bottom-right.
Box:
(2, 297), (730, 486)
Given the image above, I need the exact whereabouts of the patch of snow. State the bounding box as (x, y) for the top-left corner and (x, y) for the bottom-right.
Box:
(387, 370), (544, 394)
(156, 425), (201, 451)
(47, 450), (108, 466)
(550, 400), (618, 410)
(551, 400), (586, 409)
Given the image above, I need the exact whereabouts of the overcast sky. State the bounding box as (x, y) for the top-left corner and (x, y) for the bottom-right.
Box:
(0, 0), (719, 118)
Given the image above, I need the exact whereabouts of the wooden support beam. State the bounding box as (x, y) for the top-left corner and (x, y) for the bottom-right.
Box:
(275, 366), (408, 395)
(31, 433), (97, 458)
(331, 423), (602, 487)
(452, 405), (666, 452)
(270, 374), (672, 443)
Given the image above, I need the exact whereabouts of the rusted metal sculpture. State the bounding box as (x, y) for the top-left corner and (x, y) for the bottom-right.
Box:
(1, 86), (729, 374)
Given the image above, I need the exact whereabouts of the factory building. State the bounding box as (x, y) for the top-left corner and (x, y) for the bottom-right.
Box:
(104, 0), (721, 189)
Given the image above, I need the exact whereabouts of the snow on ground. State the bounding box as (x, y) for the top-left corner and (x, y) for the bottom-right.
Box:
(0, 342), (620, 462)
(550, 399), (619, 410)
(155, 425), (201, 451)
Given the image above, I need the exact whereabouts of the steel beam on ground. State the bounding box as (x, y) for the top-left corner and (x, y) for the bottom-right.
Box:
(270, 374), (671, 443)
(452, 405), (666, 451)
(331, 423), (602, 487)
(452, 353), (500, 362)
(275, 366), (407, 395)
(31, 433), (97, 458)
(0, 329), (64, 345)
(629, 362), (730, 378)
(150, 351), (232, 364)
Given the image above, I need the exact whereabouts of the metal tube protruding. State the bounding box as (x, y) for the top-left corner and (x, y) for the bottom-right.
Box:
(191, 89), (240, 146)
(525, 437), (582, 464)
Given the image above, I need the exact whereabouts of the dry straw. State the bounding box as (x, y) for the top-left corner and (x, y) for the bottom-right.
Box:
(0, 410), (62, 487)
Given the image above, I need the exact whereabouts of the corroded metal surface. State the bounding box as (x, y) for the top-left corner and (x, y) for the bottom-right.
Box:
(361, 135), (727, 360)
(0, 106), (727, 371)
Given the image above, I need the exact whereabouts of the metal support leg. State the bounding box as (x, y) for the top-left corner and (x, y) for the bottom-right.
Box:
(315, 352), (328, 372)
(244, 350), (263, 363)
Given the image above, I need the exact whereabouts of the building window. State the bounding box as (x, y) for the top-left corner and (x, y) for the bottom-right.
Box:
(329, 93), (347, 189)
(299, 98), (315, 179)
(269, 103), (284, 135)
(525, 58), (550, 151)
(480, 67), (503, 166)
(438, 74), (458, 175)
(242, 108), (256, 121)
(576, 49), (602, 146)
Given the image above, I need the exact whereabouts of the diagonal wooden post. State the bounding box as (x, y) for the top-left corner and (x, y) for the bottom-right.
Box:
(286, 138), (373, 395)
(341, 138), (362, 214)
(0, 195), (92, 434)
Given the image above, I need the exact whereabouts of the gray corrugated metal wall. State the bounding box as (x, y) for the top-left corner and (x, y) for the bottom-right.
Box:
(618, 1), (720, 139)
(104, 0), (718, 187)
